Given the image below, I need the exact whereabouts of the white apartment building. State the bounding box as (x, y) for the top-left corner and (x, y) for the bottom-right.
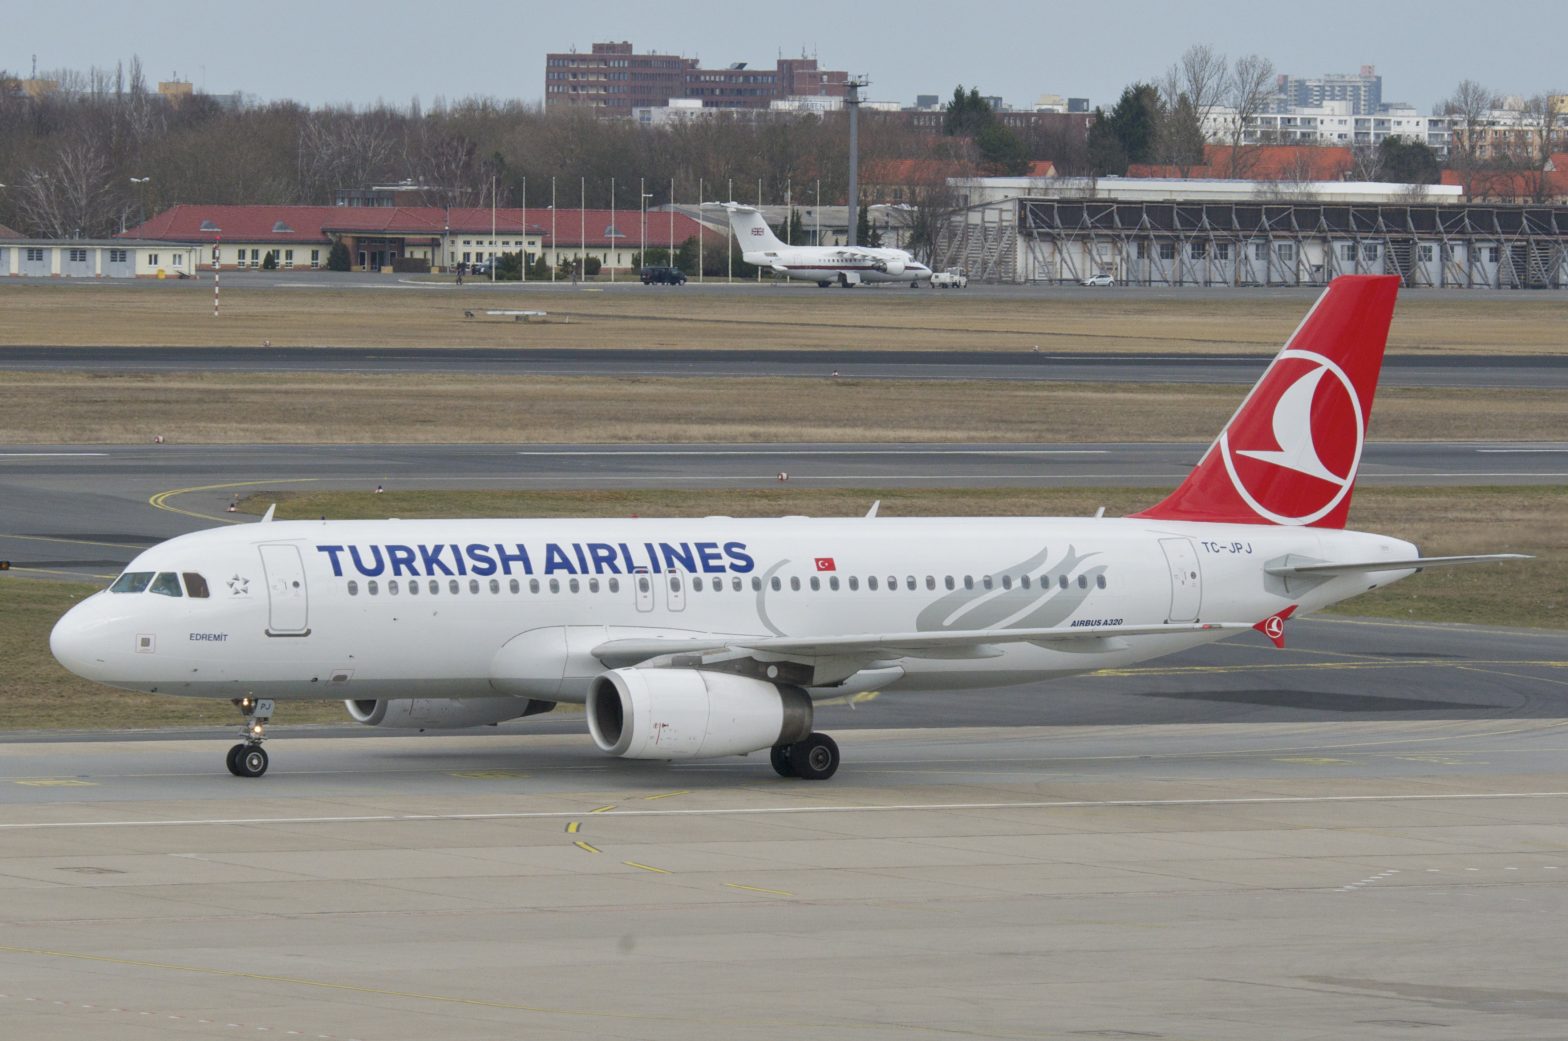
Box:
(1202, 101), (1454, 157)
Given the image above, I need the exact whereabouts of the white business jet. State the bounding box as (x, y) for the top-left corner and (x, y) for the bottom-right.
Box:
(50, 276), (1524, 780)
(725, 203), (932, 287)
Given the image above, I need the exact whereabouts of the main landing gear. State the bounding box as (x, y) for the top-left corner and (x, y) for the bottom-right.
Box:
(770, 732), (840, 781)
(226, 697), (274, 778)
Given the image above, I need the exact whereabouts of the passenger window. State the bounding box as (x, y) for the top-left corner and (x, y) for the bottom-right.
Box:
(149, 572), (183, 597)
(447, 579), (458, 594)
(490, 579), (501, 594)
(589, 577), (600, 593)
(530, 578), (541, 594)
(347, 580), (359, 596)
(868, 576), (879, 591)
(944, 575), (954, 591)
(1096, 575), (1106, 589)
(367, 579), (379, 595)
(570, 578), (580, 593)
(982, 576), (994, 590)
(638, 577), (650, 593)
(848, 576), (859, 591)
(509, 579), (520, 594)
(407, 580), (418, 596)
(609, 577), (620, 593)
(752, 577), (762, 591)
(430, 579), (441, 594)
(887, 576), (897, 589)
(810, 576), (820, 591)
(669, 576), (681, 592)
(110, 571), (154, 593)
(731, 577), (742, 591)
(183, 573), (210, 598)
(829, 576), (840, 591)
(1078, 575), (1089, 589)
(693, 576), (704, 592)
(1021, 575), (1031, 589)
(963, 576), (974, 590)
(770, 576), (781, 591)
(549, 579), (560, 594)
(1001, 575), (1012, 590)
(790, 577), (800, 591)
(470, 579), (480, 594)
(389, 580), (400, 595)
(925, 576), (935, 590)
(1059, 575), (1069, 589)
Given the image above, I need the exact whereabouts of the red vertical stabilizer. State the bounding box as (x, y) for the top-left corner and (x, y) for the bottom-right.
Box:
(1133, 274), (1400, 528)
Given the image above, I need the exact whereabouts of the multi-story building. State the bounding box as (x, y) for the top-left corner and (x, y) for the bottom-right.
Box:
(1272, 66), (1383, 115)
(545, 41), (848, 113)
(1203, 101), (1454, 157)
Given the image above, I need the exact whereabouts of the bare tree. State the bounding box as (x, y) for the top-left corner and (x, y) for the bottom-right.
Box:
(1158, 44), (1228, 176)
(1221, 53), (1276, 178)
(1441, 79), (1499, 198)
(14, 138), (118, 237)
(1510, 92), (1566, 202)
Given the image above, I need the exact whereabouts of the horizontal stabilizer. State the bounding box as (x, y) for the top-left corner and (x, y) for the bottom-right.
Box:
(1265, 553), (1531, 577)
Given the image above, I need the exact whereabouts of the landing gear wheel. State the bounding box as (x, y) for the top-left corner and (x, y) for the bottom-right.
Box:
(225, 743), (246, 776)
(817, 280), (831, 288)
(235, 746), (269, 778)
(770, 744), (796, 778)
(789, 733), (840, 780)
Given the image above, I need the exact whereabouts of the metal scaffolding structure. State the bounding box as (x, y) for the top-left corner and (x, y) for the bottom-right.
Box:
(936, 198), (1568, 289)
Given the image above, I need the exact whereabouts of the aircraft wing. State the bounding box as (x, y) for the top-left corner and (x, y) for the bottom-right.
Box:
(1265, 554), (1531, 576)
(592, 621), (1243, 674)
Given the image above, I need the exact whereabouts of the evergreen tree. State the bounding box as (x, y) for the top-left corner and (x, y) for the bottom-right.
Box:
(1088, 84), (1162, 176)
(976, 123), (1030, 175)
(1377, 137), (1441, 184)
(326, 240), (350, 272)
(943, 85), (995, 137)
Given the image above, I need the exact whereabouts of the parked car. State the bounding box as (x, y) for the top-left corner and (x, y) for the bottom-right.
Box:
(930, 267), (969, 289)
(640, 265), (687, 285)
(1081, 273), (1115, 287)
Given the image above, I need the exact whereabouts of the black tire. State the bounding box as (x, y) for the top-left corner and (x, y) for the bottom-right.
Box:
(225, 743), (245, 776)
(770, 744), (796, 778)
(237, 746), (269, 778)
(817, 280), (831, 288)
(789, 733), (839, 781)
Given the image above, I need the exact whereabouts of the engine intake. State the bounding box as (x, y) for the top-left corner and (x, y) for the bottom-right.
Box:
(587, 669), (812, 760)
(346, 697), (553, 729)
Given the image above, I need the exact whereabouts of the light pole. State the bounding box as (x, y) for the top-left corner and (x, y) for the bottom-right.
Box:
(639, 177), (651, 270)
(128, 176), (151, 230)
(846, 76), (868, 246)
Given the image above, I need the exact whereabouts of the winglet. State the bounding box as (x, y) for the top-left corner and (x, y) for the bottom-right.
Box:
(1253, 604), (1298, 648)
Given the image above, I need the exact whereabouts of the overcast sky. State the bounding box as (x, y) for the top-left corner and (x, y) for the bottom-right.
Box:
(8, 0), (1565, 114)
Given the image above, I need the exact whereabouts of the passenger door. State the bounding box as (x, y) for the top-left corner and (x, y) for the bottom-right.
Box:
(259, 544), (310, 635)
(1158, 538), (1202, 623)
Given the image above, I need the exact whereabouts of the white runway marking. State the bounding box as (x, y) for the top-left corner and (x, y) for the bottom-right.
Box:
(515, 448), (1112, 456)
(0, 452), (109, 457)
(3, 790), (1565, 830)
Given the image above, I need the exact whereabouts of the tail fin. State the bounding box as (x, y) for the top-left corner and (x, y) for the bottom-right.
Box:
(1132, 274), (1400, 528)
(724, 204), (786, 251)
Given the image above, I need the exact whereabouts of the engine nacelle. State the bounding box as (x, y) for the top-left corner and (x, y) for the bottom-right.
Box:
(587, 669), (812, 760)
(882, 259), (906, 277)
(346, 696), (553, 730)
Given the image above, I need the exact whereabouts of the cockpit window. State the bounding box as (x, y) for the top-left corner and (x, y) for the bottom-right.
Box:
(148, 572), (184, 597)
(109, 571), (154, 593)
(183, 573), (210, 598)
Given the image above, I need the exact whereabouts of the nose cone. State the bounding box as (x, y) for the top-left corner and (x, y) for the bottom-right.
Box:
(50, 596), (112, 682)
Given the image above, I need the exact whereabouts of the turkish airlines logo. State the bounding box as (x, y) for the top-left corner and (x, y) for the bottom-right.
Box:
(814, 557), (836, 572)
(1219, 349), (1363, 526)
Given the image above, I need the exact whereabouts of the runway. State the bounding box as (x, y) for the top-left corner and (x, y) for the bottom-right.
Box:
(2, 617), (1565, 1040)
(4, 343), (1566, 388)
(4, 441), (1565, 582)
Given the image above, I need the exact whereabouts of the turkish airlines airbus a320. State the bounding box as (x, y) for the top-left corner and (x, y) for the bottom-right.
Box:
(50, 275), (1524, 779)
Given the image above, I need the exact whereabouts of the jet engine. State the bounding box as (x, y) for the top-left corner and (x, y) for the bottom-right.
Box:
(881, 259), (906, 277)
(346, 696), (554, 730)
(587, 669), (812, 760)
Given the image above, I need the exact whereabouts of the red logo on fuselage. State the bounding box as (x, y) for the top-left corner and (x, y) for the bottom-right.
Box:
(1219, 349), (1363, 526)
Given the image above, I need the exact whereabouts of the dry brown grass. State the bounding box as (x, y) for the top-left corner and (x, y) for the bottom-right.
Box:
(5, 484), (1557, 731)
(1, 281), (1564, 353)
(1, 371), (1561, 444)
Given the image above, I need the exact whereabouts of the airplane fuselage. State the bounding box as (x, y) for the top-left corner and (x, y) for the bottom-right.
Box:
(742, 247), (932, 286)
(51, 515), (1417, 705)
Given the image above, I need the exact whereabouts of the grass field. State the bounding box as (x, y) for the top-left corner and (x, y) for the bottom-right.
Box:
(1, 371), (1563, 444)
(2, 281), (1565, 354)
(4, 484), (1557, 732)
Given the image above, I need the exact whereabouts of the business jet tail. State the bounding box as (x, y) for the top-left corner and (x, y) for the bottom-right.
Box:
(724, 203), (787, 251)
(1132, 274), (1400, 529)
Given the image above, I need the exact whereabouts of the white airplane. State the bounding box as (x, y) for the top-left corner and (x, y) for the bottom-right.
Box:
(50, 275), (1524, 780)
(724, 203), (933, 287)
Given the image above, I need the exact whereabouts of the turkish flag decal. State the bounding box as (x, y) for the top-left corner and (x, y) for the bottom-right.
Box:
(814, 557), (836, 572)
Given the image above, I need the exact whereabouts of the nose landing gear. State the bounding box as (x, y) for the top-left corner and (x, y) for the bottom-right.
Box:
(227, 697), (274, 777)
